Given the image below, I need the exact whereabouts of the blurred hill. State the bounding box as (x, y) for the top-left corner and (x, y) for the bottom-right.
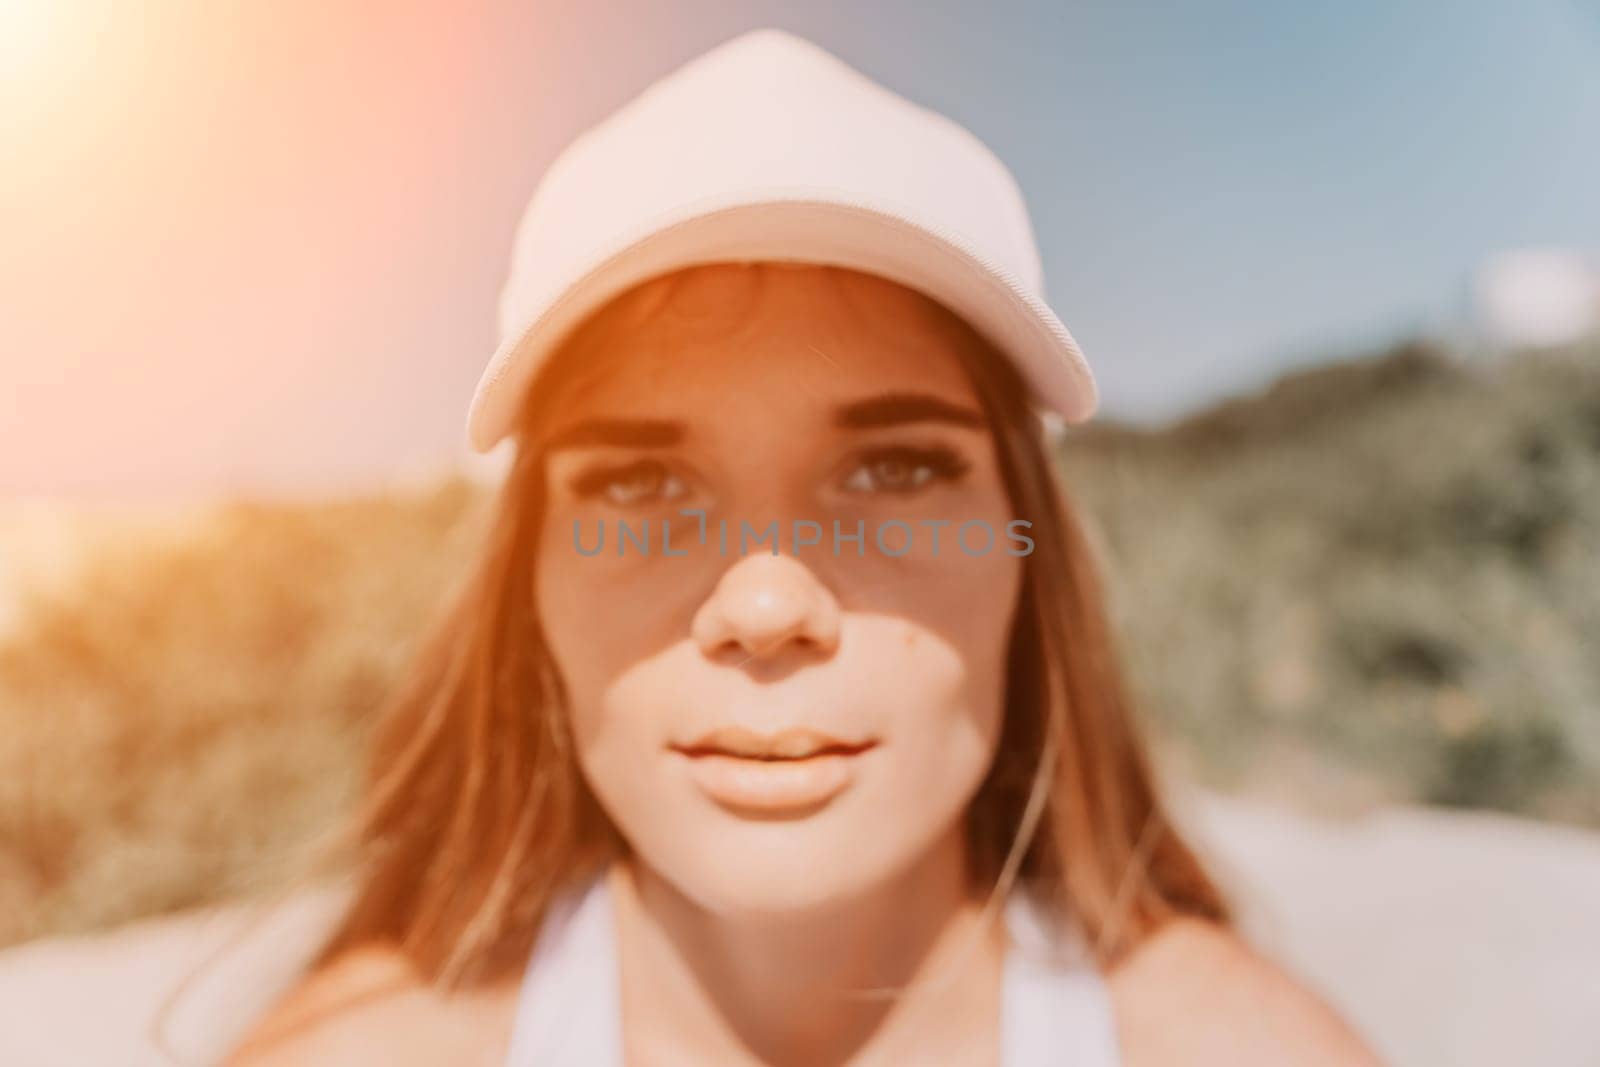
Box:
(1, 337), (1596, 946)
(1059, 337), (1600, 824)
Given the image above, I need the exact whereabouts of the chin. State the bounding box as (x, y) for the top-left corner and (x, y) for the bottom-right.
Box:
(631, 821), (890, 918)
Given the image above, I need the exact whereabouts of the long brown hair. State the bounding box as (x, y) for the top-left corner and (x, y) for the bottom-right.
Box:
(308, 266), (1228, 992)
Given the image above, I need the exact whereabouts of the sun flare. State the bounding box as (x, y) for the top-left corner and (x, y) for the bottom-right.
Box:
(0, 0), (70, 89)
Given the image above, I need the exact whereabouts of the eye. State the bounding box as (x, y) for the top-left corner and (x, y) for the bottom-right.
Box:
(568, 458), (689, 507)
(838, 445), (970, 495)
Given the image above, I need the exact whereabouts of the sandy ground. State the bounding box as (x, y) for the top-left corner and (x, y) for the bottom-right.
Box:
(0, 791), (1596, 1067)
(1183, 791), (1600, 1066)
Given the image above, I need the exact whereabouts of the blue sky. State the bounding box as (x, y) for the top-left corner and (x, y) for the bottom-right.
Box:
(746, 0), (1600, 419)
(5, 1), (1597, 495)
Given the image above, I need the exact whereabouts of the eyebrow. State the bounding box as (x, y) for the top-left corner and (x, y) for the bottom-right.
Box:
(833, 392), (986, 430)
(540, 391), (984, 451)
(541, 416), (686, 451)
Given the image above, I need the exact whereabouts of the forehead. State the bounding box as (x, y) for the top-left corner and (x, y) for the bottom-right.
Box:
(544, 263), (986, 419)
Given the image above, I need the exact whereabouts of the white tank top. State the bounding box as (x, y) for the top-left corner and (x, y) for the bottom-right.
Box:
(501, 869), (1120, 1066)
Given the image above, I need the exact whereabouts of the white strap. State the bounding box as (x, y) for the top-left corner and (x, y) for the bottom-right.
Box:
(504, 875), (1119, 1067)
(1000, 892), (1121, 1067)
(501, 873), (623, 1067)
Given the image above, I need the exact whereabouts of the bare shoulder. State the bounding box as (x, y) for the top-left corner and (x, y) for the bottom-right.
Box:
(1106, 918), (1385, 1066)
(223, 943), (513, 1067)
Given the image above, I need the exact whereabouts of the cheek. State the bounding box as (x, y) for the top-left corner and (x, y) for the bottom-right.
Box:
(866, 630), (1004, 816)
(535, 552), (658, 850)
(831, 521), (1024, 694)
(861, 558), (1020, 824)
(534, 520), (696, 727)
(535, 533), (633, 773)
(534, 535), (708, 826)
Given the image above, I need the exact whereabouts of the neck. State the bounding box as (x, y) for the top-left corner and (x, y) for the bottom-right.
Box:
(611, 832), (1007, 1067)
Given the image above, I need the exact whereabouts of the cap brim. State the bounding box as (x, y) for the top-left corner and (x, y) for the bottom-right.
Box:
(467, 191), (1098, 453)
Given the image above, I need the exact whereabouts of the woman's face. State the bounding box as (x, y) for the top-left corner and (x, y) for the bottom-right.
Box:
(535, 263), (1024, 917)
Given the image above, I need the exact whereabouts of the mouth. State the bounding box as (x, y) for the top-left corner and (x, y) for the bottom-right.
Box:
(673, 726), (877, 761)
(669, 727), (878, 814)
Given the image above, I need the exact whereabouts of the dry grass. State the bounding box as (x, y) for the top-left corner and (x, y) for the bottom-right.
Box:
(0, 480), (493, 946)
(1, 338), (1597, 947)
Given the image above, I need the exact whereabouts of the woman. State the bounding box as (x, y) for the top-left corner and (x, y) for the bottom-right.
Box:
(229, 28), (1378, 1067)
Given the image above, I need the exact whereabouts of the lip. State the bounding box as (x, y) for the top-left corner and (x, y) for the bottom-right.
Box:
(670, 728), (878, 814)
(674, 726), (876, 761)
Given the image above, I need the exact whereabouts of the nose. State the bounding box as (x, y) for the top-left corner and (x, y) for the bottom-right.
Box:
(691, 553), (841, 663)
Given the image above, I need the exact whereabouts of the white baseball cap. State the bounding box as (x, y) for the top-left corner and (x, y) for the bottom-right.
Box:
(467, 27), (1099, 453)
